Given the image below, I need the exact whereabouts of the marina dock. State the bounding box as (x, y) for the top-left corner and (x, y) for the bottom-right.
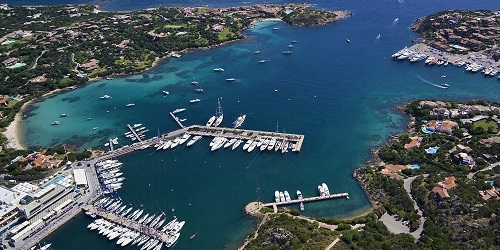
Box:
(126, 124), (143, 142)
(83, 204), (172, 243)
(94, 125), (304, 162)
(246, 193), (349, 214)
(169, 112), (186, 128)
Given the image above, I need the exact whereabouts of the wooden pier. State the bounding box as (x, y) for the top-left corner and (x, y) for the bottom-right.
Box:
(246, 193), (349, 214)
(169, 112), (185, 128)
(126, 124), (143, 142)
(83, 204), (173, 244)
(93, 125), (304, 162)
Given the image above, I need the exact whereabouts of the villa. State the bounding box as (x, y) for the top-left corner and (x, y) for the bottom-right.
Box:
(432, 176), (457, 199)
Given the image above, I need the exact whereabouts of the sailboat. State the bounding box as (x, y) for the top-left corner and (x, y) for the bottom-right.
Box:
(212, 98), (224, 127)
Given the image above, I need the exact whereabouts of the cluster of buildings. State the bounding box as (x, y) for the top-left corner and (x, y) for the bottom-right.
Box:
(423, 10), (499, 57)
(419, 100), (500, 119)
(11, 152), (61, 170)
(432, 176), (457, 199)
(0, 169), (89, 246)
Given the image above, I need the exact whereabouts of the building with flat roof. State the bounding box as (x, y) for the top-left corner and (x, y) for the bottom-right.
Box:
(0, 186), (22, 235)
(73, 168), (88, 187)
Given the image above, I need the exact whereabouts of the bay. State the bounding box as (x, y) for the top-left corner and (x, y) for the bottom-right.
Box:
(15, 0), (500, 249)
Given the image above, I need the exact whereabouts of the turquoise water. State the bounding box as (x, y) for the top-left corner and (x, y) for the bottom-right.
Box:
(16, 0), (500, 249)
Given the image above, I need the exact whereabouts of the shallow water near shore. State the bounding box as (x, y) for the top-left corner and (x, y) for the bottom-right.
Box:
(17, 0), (500, 249)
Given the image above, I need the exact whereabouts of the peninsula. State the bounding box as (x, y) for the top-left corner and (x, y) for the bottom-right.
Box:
(242, 100), (499, 249)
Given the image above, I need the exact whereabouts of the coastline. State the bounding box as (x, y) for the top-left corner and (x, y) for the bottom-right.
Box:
(2, 88), (69, 150)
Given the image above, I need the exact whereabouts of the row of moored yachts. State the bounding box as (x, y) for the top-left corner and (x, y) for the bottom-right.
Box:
(392, 48), (498, 76)
(96, 160), (125, 193)
(153, 133), (296, 153)
(87, 197), (184, 249)
(210, 136), (295, 153)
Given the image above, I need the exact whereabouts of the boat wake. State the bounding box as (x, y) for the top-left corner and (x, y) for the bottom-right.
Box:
(412, 73), (448, 89)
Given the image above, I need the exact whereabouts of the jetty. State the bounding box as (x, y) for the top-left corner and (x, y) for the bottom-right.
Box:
(246, 193), (349, 214)
(169, 112), (186, 128)
(93, 125), (304, 162)
(126, 124), (143, 142)
(83, 204), (173, 243)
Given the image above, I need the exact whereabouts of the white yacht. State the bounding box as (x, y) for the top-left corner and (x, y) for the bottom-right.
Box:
(190, 98), (201, 103)
(279, 192), (285, 202)
(284, 191), (291, 202)
(242, 139), (253, 151)
(297, 190), (303, 199)
(232, 114), (246, 128)
(126, 103), (135, 107)
(247, 140), (258, 152)
(187, 135), (202, 146)
(226, 78), (236, 81)
(170, 137), (181, 149)
(206, 116), (216, 127)
(172, 108), (186, 114)
(101, 94), (111, 99)
(178, 133), (191, 145)
(213, 67), (224, 72)
(300, 202), (305, 211)
(162, 90), (170, 95)
(318, 185), (325, 197)
(224, 138), (237, 148)
(275, 190), (280, 203)
(212, 98), (224, 127)
(232, 139), (243, 150)
(274, 140), (282, 152)
(322, 183), (330, 196)
(162, 140), (173, 150)
(211, 137), (228, 151)
(267, 138), (276, 150)
(165, 232), (181, 247)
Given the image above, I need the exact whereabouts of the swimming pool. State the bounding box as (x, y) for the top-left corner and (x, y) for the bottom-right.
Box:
(43, 175), (65, 188)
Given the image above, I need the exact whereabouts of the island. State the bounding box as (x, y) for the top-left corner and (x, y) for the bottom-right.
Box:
(242, 100), (499, 249)
(392, 10), (499, 76)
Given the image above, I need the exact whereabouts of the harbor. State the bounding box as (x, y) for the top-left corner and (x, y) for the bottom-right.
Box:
(94, 124), (304, 162)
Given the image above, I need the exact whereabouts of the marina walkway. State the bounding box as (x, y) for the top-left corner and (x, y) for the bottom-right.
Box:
(261, 193), (349, 209)
(93, 125), (304, 162)
(126, 124), (143, 142)
(169, 112), (185, 128)
(83, 205), (172, 243)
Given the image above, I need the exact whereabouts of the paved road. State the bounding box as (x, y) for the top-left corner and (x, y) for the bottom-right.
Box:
(467, 161), (500, 179)
(402, 174), (428, 241)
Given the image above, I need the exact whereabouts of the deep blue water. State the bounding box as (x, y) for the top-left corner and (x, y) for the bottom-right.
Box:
(16, 0), (500, 249)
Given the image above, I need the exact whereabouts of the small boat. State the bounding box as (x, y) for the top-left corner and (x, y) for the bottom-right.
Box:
(291, 40), (298, 43)
(51, 121), (60, 125)
(195, 88), (204, 92)
(172, 108), (186, 114)
(190, 99), (201, 103)
(296, 190), (303, 199)
(191, 81), (199, 86)
(171, 53), (181, 58)
(106, 77), (112, 80)
(441, 83), (450, 87)
(282, 51), (292, 55)
(346, 39), (351, 43)
(213, 68), (224, 72)
(206, 116), (216, 127)
(287, 44), (295, 48)
(299, 202), (304, 211)
(162, 90), (170, 95)
(254, 51), (261, 54)
(232, 114), (246, 128)
(60, 113), (68, 117)
(225, 78), (236, 82)
(272, 27), (278, 30)
(258, 60), (269, 63)
(189, 234), (196, 240)
(441, 75), (446, 78)
(275, 190), (280, 203)
(126, 103), (135, 107)
(101, 94), (111, 100)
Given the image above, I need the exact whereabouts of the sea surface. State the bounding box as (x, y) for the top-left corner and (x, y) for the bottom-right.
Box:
(14, 0), (500, 249)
